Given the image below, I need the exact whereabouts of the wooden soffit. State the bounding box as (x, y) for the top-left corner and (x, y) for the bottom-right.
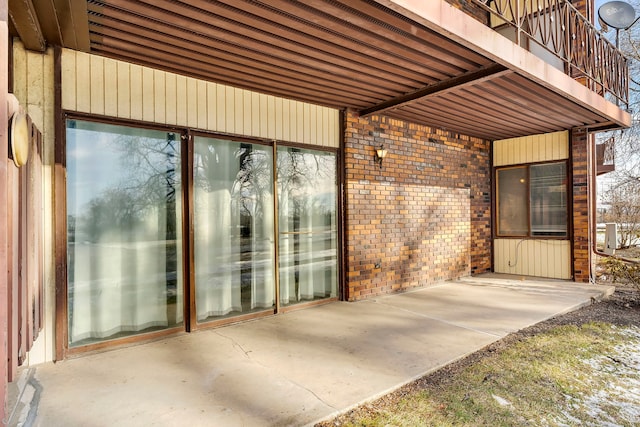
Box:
(7, 0), (631, 140)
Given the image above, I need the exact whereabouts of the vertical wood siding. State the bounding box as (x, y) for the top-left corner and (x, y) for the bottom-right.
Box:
(11, 41), (55, 365)
(493, 131), (570, 280)
(493, 130), (568, 166)
(494, 239), (572, 279)
(61, 49), (340, 148)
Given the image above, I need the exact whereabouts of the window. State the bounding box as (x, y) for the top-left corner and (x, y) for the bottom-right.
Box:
(65, 118), (340, 348)
(496, 162), (567, 237)
(277, 146), (338, 306)
(66, 120), (183, 347)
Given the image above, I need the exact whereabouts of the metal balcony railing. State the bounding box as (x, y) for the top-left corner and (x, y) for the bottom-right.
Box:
(473, 0), (629, 108)
(596, 135), (616, 175)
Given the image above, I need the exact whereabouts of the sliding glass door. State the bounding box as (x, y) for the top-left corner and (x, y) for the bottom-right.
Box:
(66, 121), (338, 345)
(277, 147), (338, 306)
(66, 120), (183, 347)
(193, 137), (275, 322)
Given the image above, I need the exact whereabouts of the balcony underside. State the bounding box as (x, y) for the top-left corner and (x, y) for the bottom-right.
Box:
(8, 0), (631, 140)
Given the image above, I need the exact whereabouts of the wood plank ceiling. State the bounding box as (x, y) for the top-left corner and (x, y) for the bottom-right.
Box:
(8, 0), (616, 140)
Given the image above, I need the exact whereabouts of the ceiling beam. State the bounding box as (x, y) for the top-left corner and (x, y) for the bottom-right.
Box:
(359, 64), (509, 117)
(52, 0), (89, 51)
(33, 0), (62, 46)
(8, 0), (45, 51)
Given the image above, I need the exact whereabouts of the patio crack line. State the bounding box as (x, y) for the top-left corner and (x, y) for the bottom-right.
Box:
(370, 300), (504, 339)
(283, 379), (338, 411)
(211, 331), (337, 410)
(212, 331), (254, 359)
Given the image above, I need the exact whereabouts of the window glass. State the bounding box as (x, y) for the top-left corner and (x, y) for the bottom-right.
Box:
(530, 163), (567, 236)
(193, 137), (275, 321)
(497, 167), (528, 236)
(66, 120), (183, 347)
(277, 147), (338, 306)
(496, 162), (567, 238)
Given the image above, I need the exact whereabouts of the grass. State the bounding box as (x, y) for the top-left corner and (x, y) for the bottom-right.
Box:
(331, 323), (640, 427)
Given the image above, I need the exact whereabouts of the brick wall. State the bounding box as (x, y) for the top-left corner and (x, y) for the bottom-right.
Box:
(445, 0), (489, 24)
(344, 110), (491, 301)
(571, 0), (593, 21)
(571, 128), (591, 282)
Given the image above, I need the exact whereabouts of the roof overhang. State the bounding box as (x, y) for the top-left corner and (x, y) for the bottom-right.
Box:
(7, 0), (631, 140)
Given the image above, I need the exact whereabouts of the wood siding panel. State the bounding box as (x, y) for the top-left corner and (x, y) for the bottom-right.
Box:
(116, 61), (130, 119)
(255, 93), (265, 138)
(60, 50), (76, 111)
(89, 55), (104, 115)
(186, 77), (198, 129)
(282, 99), (291, 142)
(196, 80), (208, 131)
(206, 82), (217, 131)
(494, 239), (571, 279)
(153, 70), (166, 125)
(493, 131), (568, 166)
(60, 49), (340, 146)
(142, 67), (155, 123)
(129, 64), (143, 121)
(175, 74), (187, 127)
(75, 53), (91, 113)
(103, 58), (118, 118)
(274, 98), (284, 141)
(164, 72), (177, 126)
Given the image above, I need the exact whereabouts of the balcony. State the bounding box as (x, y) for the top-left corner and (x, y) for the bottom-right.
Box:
(8, 0), (631, 139)
(476, 0), (628, 108)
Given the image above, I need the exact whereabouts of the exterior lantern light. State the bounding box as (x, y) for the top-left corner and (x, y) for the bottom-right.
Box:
(375, 144), (387, 168)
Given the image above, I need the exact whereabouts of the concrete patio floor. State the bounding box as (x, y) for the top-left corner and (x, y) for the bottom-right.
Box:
(13, 275), (613, 427)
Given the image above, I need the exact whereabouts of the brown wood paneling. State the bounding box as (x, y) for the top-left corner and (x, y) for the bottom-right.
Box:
(7, 164), (19, 381)
(54, 46), (67, 361)
(31, 0), (61, 45)
(7, 0), (45, 51)
(87, 22), (390, 103)
(18, 133), (27, 365)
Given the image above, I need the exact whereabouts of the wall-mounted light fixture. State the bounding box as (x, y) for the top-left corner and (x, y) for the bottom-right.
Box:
(375, 144), (388, 169)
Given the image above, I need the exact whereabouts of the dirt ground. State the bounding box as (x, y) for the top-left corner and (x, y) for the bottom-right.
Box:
(316, 285), (640, 426)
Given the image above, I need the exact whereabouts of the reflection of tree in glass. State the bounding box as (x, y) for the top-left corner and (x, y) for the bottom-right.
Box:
(234, 144), (272, 236)
(80, 133), (180, 241)
(277, 148), (336, 226)
(194, 140), (273, 237)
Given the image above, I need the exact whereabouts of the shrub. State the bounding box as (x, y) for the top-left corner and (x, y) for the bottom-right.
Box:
(600, 257), (640, 288)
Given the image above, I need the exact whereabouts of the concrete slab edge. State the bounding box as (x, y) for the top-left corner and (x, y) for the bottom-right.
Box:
(306, 284), (615, 426)
(304, 345), (500, 427)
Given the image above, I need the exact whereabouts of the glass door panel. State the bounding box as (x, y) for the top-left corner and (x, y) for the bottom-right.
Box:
(277, 147), (338, 307)
(193, 137), (275, 322)
(66, 120), (183, 347)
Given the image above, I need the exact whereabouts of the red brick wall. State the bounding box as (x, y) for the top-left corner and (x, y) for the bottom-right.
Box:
(571, 128), (591, 282)
(344, 111), (491, 301)
(445, 0), (489, 24)
(571, 0), (593, 21)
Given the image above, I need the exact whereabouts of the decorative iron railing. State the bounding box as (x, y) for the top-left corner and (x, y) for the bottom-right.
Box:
(596, 135), (616, 175)
(473, 0), (629, 108)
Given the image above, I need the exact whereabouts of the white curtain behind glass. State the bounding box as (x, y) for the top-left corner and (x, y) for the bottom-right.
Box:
(278, 148), (337, 305)
(67, 123), (182, 344)
(194, 139), (275, 319)
(194, 142), (241, 319)
(251, 190), (274, 309)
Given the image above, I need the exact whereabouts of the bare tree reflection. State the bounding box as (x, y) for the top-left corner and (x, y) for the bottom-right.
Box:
(277, 147), (337, 304)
